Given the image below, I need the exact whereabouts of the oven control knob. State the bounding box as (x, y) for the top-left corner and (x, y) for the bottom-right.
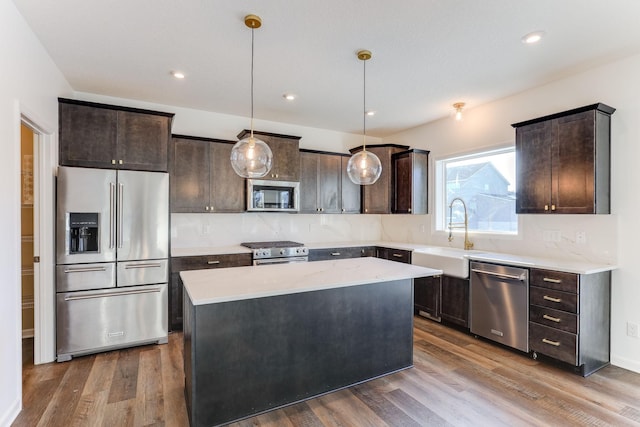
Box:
(280, 249), (286, 255)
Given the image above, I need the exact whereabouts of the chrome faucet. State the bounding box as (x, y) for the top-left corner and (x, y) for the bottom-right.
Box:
(448, 197), (474, 250)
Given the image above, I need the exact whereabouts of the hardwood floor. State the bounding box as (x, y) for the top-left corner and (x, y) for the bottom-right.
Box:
(14, 316), (640, 426)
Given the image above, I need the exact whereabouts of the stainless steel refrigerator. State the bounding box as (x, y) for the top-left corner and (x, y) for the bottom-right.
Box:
(55, 166), (169, 361)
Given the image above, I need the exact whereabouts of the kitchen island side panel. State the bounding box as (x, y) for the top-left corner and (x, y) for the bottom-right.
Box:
(185, 279), (414, 427)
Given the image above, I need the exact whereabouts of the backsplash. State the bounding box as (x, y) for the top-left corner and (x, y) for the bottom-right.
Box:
(171, 213), (382, 248)
(380, 214), (617, 265)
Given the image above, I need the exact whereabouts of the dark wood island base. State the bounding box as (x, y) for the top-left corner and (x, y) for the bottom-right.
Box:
(183, 278), (414, 427)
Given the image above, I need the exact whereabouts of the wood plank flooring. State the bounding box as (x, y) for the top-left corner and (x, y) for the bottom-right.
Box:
(13, 316), (640, 426)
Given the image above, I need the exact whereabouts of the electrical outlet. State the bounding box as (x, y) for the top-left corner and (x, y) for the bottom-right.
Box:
(627, 322), (639, 338)
(576, 231), (587, 245)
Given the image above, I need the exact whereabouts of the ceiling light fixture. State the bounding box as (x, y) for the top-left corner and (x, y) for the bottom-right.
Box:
(230, 14), (273, 178)
(171, 71), (185, 79)
(366, 110), (376, 116)
(521, 30), (545, 44)
(283, 93), (296, 101)
(453, 102), (465, 121)
(347, 50), (382, 186)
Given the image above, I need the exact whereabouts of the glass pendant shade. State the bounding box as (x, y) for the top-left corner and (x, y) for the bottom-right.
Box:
(230, 135), (273, 178)
(347, 150), (382, 185)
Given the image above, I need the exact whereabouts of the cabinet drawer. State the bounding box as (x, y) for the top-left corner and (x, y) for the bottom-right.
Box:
(530, 305), (578, 334)
(171, 253), (252, 271)
(530, 286), (578, 313)
(309, 246), (375, 261)
(376, 247), (412, 264)
(530, 268), (578, 293)
(529, 322), (578, 366)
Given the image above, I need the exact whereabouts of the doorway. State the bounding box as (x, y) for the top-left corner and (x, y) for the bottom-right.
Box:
(20, 123), (37, 365)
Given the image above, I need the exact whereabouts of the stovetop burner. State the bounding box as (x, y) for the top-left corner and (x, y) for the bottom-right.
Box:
(241, 241), (304, 249)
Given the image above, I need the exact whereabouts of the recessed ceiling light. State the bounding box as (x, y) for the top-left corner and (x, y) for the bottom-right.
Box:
(171, 71), (185, 79)
(366, 110), (376, 116)
(283, 93), (296, 101)
(521, 30), (545, 44)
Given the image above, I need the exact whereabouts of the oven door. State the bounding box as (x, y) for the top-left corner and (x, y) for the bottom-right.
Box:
(253, 256), (308, 266)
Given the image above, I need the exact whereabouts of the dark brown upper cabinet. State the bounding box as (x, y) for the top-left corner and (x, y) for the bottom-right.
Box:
(300, 150), (360, 214)
(392, 149), (429, 214)
(237, 130), (301, 182)
(171, 135), (245, 213)
(349, 144), (409, 214)
(59, 98), (173, 172)
(513, 103), (614, 214)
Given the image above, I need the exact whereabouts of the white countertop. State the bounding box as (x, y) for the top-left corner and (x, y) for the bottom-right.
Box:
(172, 241), (616, 275)
(181, 257), (442, 305)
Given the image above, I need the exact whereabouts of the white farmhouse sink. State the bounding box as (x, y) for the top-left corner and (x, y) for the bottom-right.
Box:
(412, 246), (483, 279)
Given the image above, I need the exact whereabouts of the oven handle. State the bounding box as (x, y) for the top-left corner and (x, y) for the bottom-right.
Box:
(254, 257), (308, 266)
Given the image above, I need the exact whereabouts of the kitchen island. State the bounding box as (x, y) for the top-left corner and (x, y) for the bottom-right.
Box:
(181, 257), (441, 427)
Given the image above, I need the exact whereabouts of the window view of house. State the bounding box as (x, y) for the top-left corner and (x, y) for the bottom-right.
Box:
(438, 147), (517, 233)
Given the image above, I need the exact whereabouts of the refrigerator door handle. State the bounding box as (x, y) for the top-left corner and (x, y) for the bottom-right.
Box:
(109, 182), (116, 248)
(64, 287), (161, 301)
(117, 182), (124, 248)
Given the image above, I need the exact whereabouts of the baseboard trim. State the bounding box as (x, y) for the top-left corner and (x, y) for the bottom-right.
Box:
(0, 397), (22, 427)
(611, 355), (640, 374)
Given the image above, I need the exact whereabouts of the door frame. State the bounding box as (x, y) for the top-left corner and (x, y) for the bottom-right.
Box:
(20, 103), (56, 364)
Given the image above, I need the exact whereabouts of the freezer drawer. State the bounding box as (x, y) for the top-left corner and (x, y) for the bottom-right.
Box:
(117, 259), (168, 287)
(56, 263), (116, 292)
(56, 284), (167, 361)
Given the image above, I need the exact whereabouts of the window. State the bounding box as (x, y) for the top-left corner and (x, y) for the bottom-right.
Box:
(435, 147), (517, 234)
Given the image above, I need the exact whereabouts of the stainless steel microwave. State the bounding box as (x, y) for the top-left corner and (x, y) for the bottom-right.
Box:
(247, 179), (300, 212)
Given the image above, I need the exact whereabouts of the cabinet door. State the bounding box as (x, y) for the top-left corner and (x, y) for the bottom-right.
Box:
(171, 138), (211, 213)
(318, 154), (341, 213)
(360, 146), (405, 214)
(59, 102), (118, 169)
(393, 152), (413, 213)
(116, 111), (170, 172)
(341, 156), (361, 213)
(299, 152), (319, 213)
(440, 275), (469, 327)
(516, 121), (552, 213)
(169, 272), (183, 331)
(414, 276), (441, 320)
(210, 142), (245, 212)
(553, 111), (596, 214)
(263, 137), (300, 181)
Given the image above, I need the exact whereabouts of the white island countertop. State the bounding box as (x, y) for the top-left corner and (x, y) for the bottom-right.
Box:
(181, 257), (442, 306)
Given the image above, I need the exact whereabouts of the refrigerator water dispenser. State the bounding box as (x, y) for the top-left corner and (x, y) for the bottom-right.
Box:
(69, 212), (99, 253)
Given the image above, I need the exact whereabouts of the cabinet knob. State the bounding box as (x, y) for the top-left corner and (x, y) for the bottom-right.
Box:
(551, 204), (556, 211)
(111, 159), (116, 165)
(119, 160), (123, 165)
(320, 208), (324, 212)
(544, 204), (549, 211)
(205, 206), (209, 211)
(408, 208), (412, 213)
(210, 206), (214, 212)
(342, 208), (345, 212)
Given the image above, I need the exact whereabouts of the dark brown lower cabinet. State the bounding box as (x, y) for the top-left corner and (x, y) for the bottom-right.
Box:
(169, 253), (252, 331)
(414, 275), (441, 321)
(375, 247), (412, 264)
(308, 246), (376, 261)
(440, 275), (470, 327)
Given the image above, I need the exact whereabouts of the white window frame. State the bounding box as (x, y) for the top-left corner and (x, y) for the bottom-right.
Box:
(434, 145), (519, 238)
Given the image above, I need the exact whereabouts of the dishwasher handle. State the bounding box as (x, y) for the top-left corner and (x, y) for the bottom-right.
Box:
(471, 268), (527, 282)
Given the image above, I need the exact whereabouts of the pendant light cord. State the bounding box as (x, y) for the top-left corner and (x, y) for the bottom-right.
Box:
(250, 26), (255, 140)
(362, 57), (367, 151)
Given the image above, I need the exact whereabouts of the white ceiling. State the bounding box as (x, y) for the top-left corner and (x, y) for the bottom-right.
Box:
(12, 0), (640, 137)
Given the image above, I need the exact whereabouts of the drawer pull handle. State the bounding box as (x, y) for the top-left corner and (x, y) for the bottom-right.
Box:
(542, 338), (561, 347)
(64, 266), (107, 273)
(543, 295), (562, 303)
(331, 252), (341, 256)
(207, 260), (221, 265)
(543, 314), (561, 323)
(124, 263), (162, 269)
(543, 277), (562, 284)
(392, 253), (404, 258)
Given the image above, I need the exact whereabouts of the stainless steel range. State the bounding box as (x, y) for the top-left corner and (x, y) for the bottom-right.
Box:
(241, 241), (308, 265)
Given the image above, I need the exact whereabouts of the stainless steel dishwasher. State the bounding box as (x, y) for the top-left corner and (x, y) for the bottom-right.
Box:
(470, 261), (529, 352)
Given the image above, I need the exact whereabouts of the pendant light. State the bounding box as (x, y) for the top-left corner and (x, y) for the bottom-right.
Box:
(347, 50), (382, 185)
(230, 14), (273, 178)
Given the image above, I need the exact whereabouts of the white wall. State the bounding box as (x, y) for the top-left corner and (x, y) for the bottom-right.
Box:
(0, 0), (72, 424)
(382, 53), (640, 373)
